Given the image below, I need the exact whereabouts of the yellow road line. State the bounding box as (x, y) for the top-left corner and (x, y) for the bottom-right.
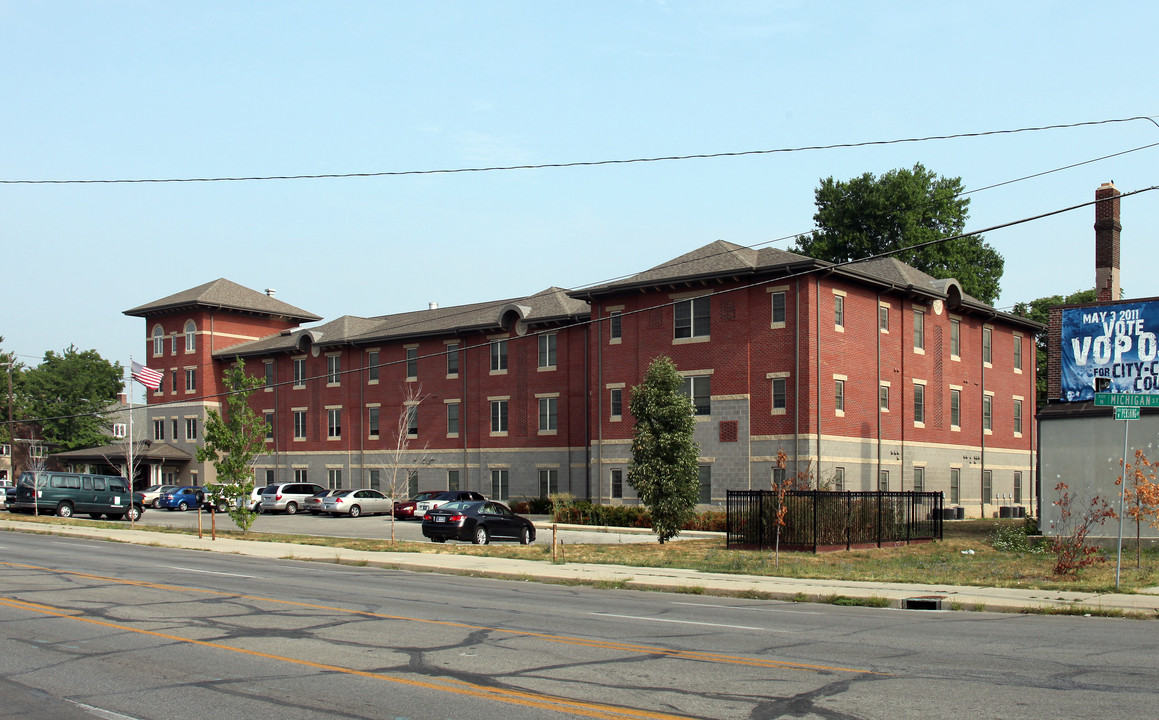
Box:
(1, 559), (886, 675)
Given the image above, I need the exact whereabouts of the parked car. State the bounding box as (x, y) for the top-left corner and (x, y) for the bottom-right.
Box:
(135, 484), (180, 509)
(3, 484), (17, 507)
(414, 490), (486, 516)
(157, 486), (208, 511)
(304, 489), (342, 515)
(249, 486), (265, 511)
(8, 471), (143, 521)
(260, 482), (327, 515)
(393, 490), (443, 519)
(322, 489), (393, 518)
(421, 500), (535, 545)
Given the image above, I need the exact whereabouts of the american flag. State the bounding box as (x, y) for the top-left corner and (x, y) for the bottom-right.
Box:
(131, 361), (163, 390)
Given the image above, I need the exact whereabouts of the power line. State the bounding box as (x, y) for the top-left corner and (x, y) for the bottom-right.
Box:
(2, 116), (1156, 185)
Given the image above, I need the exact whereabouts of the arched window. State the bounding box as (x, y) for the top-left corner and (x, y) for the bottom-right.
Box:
(152, 325), (165, 356)
(184, 320), (197, 353)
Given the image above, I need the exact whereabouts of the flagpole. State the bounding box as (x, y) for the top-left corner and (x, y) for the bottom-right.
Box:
(128, 356), (135, 528)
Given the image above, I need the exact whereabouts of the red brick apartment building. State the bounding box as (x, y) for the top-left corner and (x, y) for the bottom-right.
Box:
(125, 242), (1040, 516)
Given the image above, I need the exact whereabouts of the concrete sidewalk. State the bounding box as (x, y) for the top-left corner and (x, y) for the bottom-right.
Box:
(4, 519), (1158, 616)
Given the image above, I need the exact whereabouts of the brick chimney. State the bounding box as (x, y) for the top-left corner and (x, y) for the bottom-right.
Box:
(1094, 182), (1121, 302)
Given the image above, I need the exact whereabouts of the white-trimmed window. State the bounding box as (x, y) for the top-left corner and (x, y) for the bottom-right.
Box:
(367, 350), (380, 383)
(152, 325), (165, 356)
(538, 469), (558, 498)
(879, 303), (889, 333)
(153, 419), (165, 440)
(448, 469), (461, 491)
(770, 375), (788, 414)
(913, 382), (925, 425)
(446, 343), (459, 376)
(406, 404), (418, 437)
(184, 320), (197, 353)
(490, 468), (509, 500)
(406, 347), (418, 380)
(1013, 334), (1023, 371)
(913, 309), (925, 351)
(185, 417), (198, 441)
(293, 357), (306, 388)
(1013, 398), (1023, 435)
(609, 311), (622, 342)
(328, 469), (343, 490)
(264, 411), (274, 441)
(833, 292), (845, 330)
(950, 468), (961, 505)
(170, 332), (178, 356)
(833, 466), (845, 491)
(878, 470), (889, 492)
(983, 394), (993, 432)
(771, 291), (787, 326)
(983, 326), (993, 366)
(951, 388), (961, 429)
(294, 468), (308, 483)
(879, 383), (889, 412)
(1014, 471), (1023, 503)
(367, 406), (380, 438)
(185, 368), (196, 393)
(538, 333), (557, 369)
(490, 400), (508, 434)
(681, 375), (711, 416)
(674, 296), (710, 340)
(490, 339), (508, 372)
(950, 318), (961, 358)
(264, 361), (274, 389)
(982, 470), (993, 503)
(327, 408), (342, 439)
(293, 410), (307, 441)
(611, 468), (623, 499)
(446, 401), (459, 436)
(834, 377), (846, 415)
(326, 354), (341, 385)
(538, 397), (558, 432)
(913, 466), (925, 493)
(609, 387), (623, 419)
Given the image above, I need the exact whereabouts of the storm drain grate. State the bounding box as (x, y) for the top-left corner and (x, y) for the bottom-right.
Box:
(903, 596), (945, 610)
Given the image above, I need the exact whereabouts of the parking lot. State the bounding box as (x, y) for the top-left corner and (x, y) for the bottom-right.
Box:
(131, 506), (670, 544)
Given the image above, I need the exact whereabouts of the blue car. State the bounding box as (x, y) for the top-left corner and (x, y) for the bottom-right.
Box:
(157, 486), (207, 512)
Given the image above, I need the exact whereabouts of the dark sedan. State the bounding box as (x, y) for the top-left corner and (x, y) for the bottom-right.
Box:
(421, 500), (535, 545)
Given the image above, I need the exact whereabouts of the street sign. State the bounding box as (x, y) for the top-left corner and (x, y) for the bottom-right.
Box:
(1094, 393), (1159, 407)
(1114, 406), (1141, 421)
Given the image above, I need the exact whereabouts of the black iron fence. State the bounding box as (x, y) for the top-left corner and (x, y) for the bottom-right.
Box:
(726, 490), (944, 552)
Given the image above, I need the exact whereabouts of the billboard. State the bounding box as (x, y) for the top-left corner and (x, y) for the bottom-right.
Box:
(1061, 300), (1159, 401)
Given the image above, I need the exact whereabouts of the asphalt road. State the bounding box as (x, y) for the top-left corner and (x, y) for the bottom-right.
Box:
(130, 506), (670, 544)
(2, 531), (1157, 720)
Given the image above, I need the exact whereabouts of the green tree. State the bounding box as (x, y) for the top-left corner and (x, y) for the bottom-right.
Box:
(1013, 289), (1097, 402)
(627, 356), (701, 544)
(793, 163), (1005, 305)
(195, 359), (267, 533)
(18, 345), (123, 451)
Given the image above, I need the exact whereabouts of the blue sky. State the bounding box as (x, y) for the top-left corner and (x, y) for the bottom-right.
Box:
(3, 1), (1157, 390)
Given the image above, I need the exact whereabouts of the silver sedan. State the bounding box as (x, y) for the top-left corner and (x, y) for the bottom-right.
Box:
(321, 489), (393, 518)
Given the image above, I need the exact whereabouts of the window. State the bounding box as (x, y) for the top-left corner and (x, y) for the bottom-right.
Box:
(1014, 335), (1023, 371)
(293, 358), (306, 387)
(674, 296), (710, 340)
(834, 294), (845, 329)
(264, 361), (274, 388)
(184, 320), (196, 352)
(879, 305), (888, 332)
(152, 325), (164, 356)
(327, 355), (340, 384)
(983, 327), (992, 365)
(538, 469), (558, 498)
(170, 369), (178, 394)
(1014, 471), (1023, 503)
(294, 469), (308, 483)
(913, 383), (925, 424)
(327, 409), (341, 439)
(368, 350), (380, 382)
(833, 467), (845, 492)
(264, 411), (274, 441)
(406, 405), (418, 437)
(772, 377), (787, 411)
(153, 419), (164, 441)
(913, 309), (925, 350)
(538, 333), (557, 368)
(185, 418), (197, 440)
(447, 402), (459, 435)
(610, 388), (623, 418)
(982, 470), (993, 503)
(491, 469), (509, 500)
(264, 469), (276, 486)
(1013, 399), (1023, 435)
(879, 384), (889, 411)
(171, 332), (177, 356)
(771, 292), (786, 324)
(490, 400), (508, 433)
(538, 397), (558, 432)
(171, 418), (178, 440)
(448, 469), (460, 491)
(611, 469), (623, 499)
(951, 389), (961, 428)
(950, 468), (961, 505)
(328, 469), (342, 490)
(406, 347), (418, 379)
(609, 311), (622, 341)
(490, 339), (508, 372)
(185, 368), (196, 392)
(835, 379), (845, 413)
(950, 318), (961, 357)
(368, 407), (379, 438)
(293, 411), (307, 440)
(369, 469), (381, 491)
(913, 466), (925, 493)
(446, 343), (459, 376)
(878, 470), (889, 492)
(983, 395), (993, 431)
(407, 470), (419, 497)
(681, 375), (711, 416)
(698, 465), (712, 504)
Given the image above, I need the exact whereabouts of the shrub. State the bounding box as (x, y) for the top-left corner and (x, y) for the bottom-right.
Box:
(991, 523), (1042, 553)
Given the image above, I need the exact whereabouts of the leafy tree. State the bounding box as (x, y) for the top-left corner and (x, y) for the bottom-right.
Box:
(1013, 289), (1097, 402)
(627, 356), (700, 544)
(18, 345), (123, 451)
(1120, 450), (1159, 569)
(196, 359), (267, 534)
(794, 163), (1005, 305)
